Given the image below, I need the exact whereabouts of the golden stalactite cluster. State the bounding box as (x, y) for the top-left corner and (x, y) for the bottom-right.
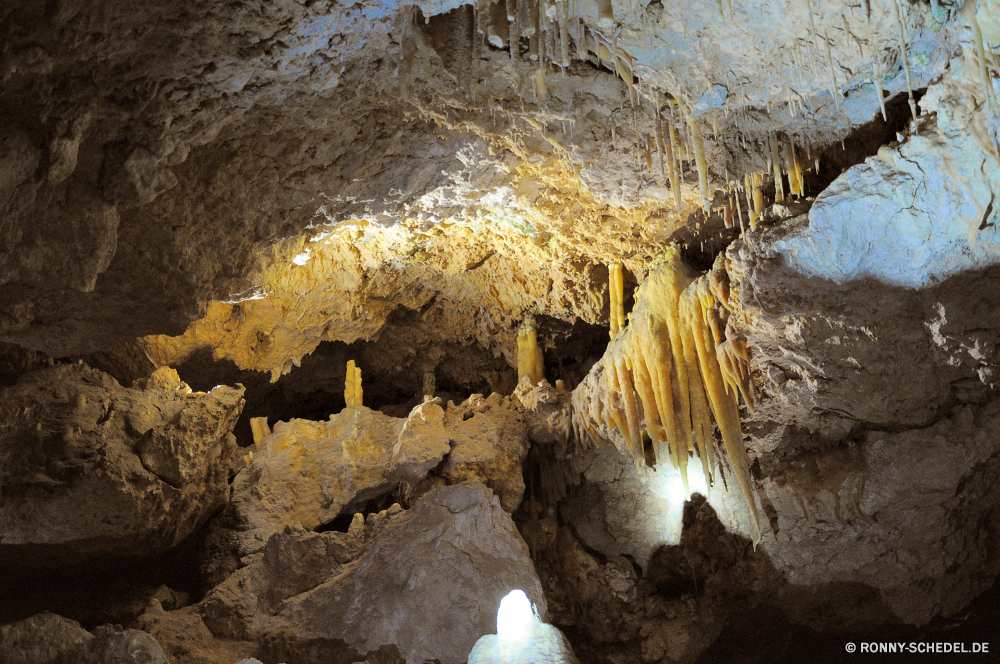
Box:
(572, 246), (760, 544)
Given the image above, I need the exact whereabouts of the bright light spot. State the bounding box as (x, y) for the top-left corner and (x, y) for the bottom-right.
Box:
(292, 251), (312, 266)
(496, 590), (537, 642)
(638, 462), (713, 545)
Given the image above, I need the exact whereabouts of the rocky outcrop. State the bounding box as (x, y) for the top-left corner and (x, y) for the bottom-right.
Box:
(0, 364), (243, 566)
(760, 400), (1000, 625)
(0, 612), (168, 664)
(258, 484), (544, 664)
(441, 392), (530, 512)
(204, 395), (530, 582)
(141, 485), (543, 664)
(202, 402), (451, 577)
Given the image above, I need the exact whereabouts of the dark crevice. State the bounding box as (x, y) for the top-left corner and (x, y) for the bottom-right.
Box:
(803, 90), (927, 195)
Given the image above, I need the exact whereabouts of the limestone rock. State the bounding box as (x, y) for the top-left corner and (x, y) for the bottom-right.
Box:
(772, 112), (1000, 289)
(0, 363), (244, 565)
(0, 612), (91, 664)
(210, 402), (451, 568)
(758, 400), (1000, 625)
(0, 613), (168, 664)
(133, 603), (254, 664)
(442, 393), (530, 512)
(513, 379), (573, 447)
(261, 484), (545, 664)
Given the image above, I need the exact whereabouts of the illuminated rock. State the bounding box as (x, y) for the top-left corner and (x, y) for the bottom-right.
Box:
(468, 590), (578, 664)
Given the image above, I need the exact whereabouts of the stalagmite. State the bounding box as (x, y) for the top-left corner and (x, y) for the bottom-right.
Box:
(423, 370), (436, 400)
(250, 417), (271, 445)
(609, 263), (626, 339)
(687, 113), (710, 213)
(571, 247), (761, 544)
(517, 317), (546, 385)
(345, 359), (363, 407)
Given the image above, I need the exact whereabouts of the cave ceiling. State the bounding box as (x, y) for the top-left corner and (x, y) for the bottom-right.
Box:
(3, 0), (993, 373)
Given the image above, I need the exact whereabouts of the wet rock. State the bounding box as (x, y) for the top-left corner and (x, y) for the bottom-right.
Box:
(0, 364), (243, 566)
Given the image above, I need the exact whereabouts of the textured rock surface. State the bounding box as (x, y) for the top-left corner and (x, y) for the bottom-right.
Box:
(773, 96), (1000, 288)
(261, 484), (545, 664)
(0, 363), (243, 565)
(204, 395), (530, 581)
(441, 392), (530, 512)
(760, 400), (1000, 625)
(203, 402), (451, 574)
(1, 0), (959, 363)
(0, 612), (168, 664)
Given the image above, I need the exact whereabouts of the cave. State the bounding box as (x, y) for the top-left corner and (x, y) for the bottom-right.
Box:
(1, 0), (1000, 663)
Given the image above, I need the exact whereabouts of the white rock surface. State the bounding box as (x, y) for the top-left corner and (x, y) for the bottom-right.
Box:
(773, 109), (1000, 289)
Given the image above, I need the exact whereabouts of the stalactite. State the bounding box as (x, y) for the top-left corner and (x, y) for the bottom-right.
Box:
(345, 359), (363, 407)
(733, 181), (745, 230)
(537, 0), (546, 68)
(969, 4), (999, 112)
(609, 262), (626, 339)
(654, 102), (667, 184)
(687, 113), (710, 213)
(558, 0), (570, 67)
(891, 0), (918, 124)
(571, 247), (762, 545)
(824, 31), (841, 110)
(667, 114), (682, 216)
(517, 317), (546, 385)
(597, 0), (614, 29)
(489, 0), (507, 47)
(874, 57), (888, 121)
(509, 0), (521, 66)
(784, 137), (799, 198)
(769, 134), (784, 203)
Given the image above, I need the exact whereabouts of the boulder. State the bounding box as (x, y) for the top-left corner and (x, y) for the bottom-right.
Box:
(0, 363), (243, 565)
(759, 400), (1000, 625)
(205, 402), (451, 572)
(204, 395), (531, 583)
(441, 393), (530, 512)
(0, 612), (168, 664)
(262, 484), (545, 664)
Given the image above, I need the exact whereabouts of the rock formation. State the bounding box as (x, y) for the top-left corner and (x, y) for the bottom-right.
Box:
(2, 0), (1000, 662)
